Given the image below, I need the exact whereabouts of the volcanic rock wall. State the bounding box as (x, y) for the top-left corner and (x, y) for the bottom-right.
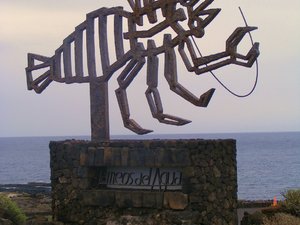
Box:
(50, 139), (237, 225)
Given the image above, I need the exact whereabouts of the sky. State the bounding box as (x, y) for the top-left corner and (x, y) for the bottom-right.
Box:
(0, 0), (299, 137)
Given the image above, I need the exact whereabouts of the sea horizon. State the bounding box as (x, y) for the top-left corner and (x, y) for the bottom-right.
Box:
(1, 130), (299, 139)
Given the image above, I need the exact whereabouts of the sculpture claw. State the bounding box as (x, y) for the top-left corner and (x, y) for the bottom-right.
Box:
(197, 88), (215, 107)
(124, 119), (153, 135)
(226, 26), (257, 54)
(156, 114), (191, 126)
(249, 42), (260, 57)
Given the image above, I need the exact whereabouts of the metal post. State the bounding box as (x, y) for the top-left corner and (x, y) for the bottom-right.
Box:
(89, 81), (110, 142)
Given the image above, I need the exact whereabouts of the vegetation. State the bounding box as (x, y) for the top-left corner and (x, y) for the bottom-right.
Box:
(280, 189), (300, 217)
(0, 194), (27, 225)
(240, 211), (265, 225)
(262, 213), (300, 225)
(242, 189), (300, 225)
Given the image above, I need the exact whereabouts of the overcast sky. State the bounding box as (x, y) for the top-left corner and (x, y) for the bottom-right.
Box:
(0, 0), (299, 137)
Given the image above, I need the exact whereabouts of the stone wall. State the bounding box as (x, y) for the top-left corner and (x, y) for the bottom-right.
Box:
(50, 139), (237, 225)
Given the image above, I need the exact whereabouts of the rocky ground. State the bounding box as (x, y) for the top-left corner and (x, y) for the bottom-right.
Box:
(3, 192), (54, 225)
(0, 183), (60, 225)
(0, 183), (271, 225)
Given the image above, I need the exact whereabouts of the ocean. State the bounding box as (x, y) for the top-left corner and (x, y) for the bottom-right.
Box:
(0, 132), (299, 200)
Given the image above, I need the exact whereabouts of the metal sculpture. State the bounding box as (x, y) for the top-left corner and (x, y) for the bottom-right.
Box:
(25, 0), (259, 141)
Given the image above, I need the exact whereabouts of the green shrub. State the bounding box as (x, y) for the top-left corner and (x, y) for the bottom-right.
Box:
(281, 189), (300, 217)
(262, 213), (300, 225)
(0, 194), (27, 225)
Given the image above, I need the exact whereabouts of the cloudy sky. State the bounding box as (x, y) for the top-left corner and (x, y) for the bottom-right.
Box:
(0, 0), (299, 137)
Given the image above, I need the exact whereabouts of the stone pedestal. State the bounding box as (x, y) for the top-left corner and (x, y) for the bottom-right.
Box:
(50, 139), (237, 225)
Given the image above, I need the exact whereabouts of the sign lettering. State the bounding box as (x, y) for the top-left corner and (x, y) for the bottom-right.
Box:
(98, 167), (182, 191)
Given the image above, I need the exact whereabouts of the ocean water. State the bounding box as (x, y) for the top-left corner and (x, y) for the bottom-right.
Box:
(0, 132), (299, 200)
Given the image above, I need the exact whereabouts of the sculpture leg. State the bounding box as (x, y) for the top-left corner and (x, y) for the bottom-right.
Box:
(145, 40), (191, 125)
(146, 88), (192, 125)
(115, 58), (153, 135)
(164, 35), (215, 107)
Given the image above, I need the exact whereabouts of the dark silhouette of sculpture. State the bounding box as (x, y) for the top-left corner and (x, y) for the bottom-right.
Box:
(25, 0), (259, 141)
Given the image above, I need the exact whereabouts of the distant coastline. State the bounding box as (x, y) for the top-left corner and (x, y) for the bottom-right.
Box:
(0, 182), (51, 195)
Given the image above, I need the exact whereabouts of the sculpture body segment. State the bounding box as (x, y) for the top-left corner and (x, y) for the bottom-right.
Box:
(25, 0), (260, 141)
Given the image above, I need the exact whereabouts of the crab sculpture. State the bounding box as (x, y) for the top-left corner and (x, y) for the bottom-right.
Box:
(26, 0), (259, 141)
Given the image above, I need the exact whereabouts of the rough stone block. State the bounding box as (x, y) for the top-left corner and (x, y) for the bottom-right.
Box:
(81, 190), (115, 206)
(142, 192), (163, 208)
(79, 151), (87, 166)
(212, 166), (221, 178)
(86, 147), (96, 166)
(78, 179), (90, 189)
(121, 148), (129, 166)
(208, 192), (217, 202)
(131, 191), (143, 207)
(156, 148), (172, 167)
(143, 149), (156, 167)
(112, 148), (122, 166)
(164, 192), (188, 210)
(115, 191), (133, 208)
(128, 149), (145, 167)
(173, 149), (191, 166)
(181, 178), (193, 194)
(94, 148), (104, 166)
(103, 147), (113, 165)
(182, 167), (195, 177)
(58, 176), (69, 184)
(77, 167), (89, 178)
